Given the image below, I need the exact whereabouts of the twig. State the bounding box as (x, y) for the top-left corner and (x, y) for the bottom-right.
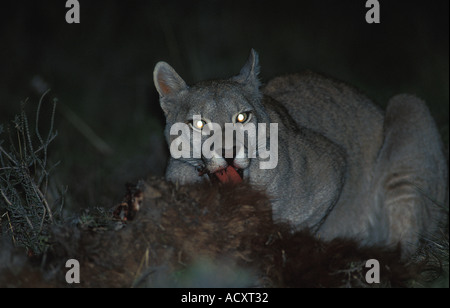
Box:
(58, 103), (114, 156)
(1, 211), (17, 246)
(133, 247), (150, 287)
(32, 181), (53, 223)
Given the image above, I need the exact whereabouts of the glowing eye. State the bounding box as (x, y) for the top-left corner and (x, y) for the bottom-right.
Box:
(195, 120), (204, 129)
(236, 113), (248, 123)
(190, 119), (206, 130)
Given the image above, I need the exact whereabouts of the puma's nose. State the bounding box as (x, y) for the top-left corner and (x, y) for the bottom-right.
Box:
(225, 157), (234, 166)
(223, 146), (237, 166)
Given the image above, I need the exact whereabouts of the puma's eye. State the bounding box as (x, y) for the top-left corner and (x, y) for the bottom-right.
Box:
(190, 119), (206, 130)
(235, 112), (250, 123)
(194, 120), (205, 129)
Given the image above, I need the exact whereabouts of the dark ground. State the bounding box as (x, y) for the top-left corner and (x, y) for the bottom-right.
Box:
(0, 0), (448, 211)
(1, 179), (444, 288)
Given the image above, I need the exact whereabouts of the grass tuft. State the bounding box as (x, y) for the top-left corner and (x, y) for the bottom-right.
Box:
(0, 92), (64, 255)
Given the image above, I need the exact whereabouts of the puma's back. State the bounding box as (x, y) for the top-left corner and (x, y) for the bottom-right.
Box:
(264, 72), (384, 161)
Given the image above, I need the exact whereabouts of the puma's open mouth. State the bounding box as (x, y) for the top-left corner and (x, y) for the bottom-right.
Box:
(209, 166), (243, 185)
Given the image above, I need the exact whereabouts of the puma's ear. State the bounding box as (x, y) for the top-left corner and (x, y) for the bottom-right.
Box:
(153, 62), (188, 97)
(232, 49), (261, 90)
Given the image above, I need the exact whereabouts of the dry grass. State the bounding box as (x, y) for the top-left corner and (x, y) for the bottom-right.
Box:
(0, 92), (64, 255)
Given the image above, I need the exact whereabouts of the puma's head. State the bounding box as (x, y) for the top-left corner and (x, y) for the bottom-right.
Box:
(153, 49), (268, 183)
